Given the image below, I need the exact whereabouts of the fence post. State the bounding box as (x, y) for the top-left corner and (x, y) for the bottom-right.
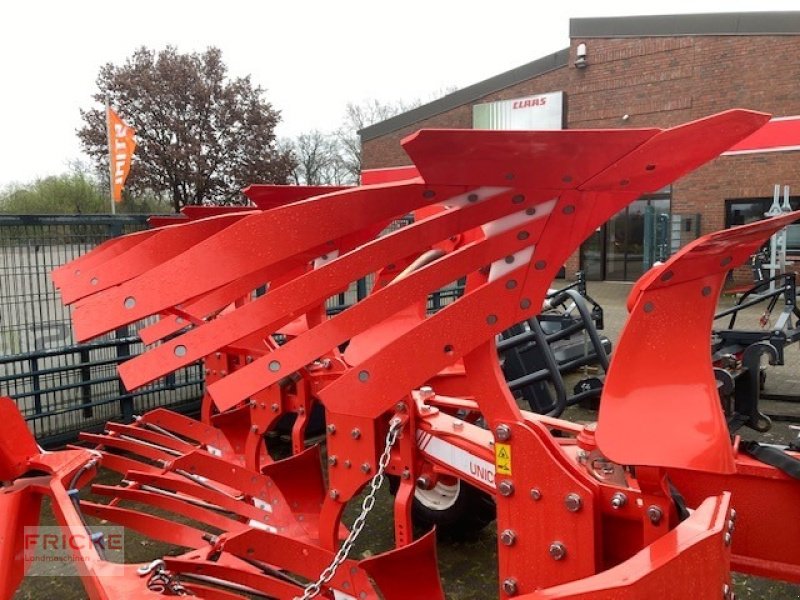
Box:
(80, 348), (93, 418)
(116, 326), (133, 422)
(29, 356), (42, 417)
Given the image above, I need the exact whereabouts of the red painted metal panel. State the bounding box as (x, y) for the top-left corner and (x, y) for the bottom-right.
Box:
(725, 115), (800, 155)
(596, 211), (800, 473)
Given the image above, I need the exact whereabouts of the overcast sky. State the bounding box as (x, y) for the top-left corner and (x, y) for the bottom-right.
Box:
(1, 1), (798, 187)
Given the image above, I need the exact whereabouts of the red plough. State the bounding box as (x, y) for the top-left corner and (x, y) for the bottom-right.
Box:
(3, 109), (800, 599)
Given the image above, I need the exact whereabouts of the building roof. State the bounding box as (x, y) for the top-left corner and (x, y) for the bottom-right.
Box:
(360, 12), (800, 142)
(572, 11), (800, 38)
(359, 49), (569, 142)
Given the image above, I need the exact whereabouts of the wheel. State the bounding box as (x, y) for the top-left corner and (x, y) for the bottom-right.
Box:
(389, 476), (495, 538)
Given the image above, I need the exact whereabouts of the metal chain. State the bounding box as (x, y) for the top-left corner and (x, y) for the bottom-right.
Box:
(296, 417), (403, 600)
(138, 559), (194, 596)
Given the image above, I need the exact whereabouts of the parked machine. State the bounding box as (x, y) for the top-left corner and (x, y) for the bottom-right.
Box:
(499, 272), (610, 416)
(3, 109), (800, 599)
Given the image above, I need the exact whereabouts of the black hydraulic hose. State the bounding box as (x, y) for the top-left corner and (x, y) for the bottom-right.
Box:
(719, 275), (784, 328)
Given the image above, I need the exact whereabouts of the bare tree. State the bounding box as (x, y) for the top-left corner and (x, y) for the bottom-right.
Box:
(286, 131), (341, 185)
(78, 46), (295, 212)
(335, 99), (421, 183)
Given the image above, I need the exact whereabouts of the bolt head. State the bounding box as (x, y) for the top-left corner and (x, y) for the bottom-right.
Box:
(401, 469), (411, 480)
(329, 489), (339, 500)
(549, 542), (566, 561)
(495, 424), (512, 442)
(647, 505), (663, 525)
(416, 476), (432, 490)
(729, 508), (737, 522)
(328, 456), (337, 466)
(419, 386), (435, 400)
(271, 403), (279, 412)
(360, 463), (371, 474)
(500, 529), (517, 546)
(326, 424), (336, 434)
(250, 425), (259, 433)
(611, 492), (627, 509)
(564, 493), (583, 513)
(530, 488), (542, 501)
(498, 480), (515, 497)
(501, 578), (518, 596)
(724, 532), (732, 546)
(394, 402), (407, 413)
(453, 421), (464, 431)
(351, 428), (361, 440)
(343, 460), (351, 469)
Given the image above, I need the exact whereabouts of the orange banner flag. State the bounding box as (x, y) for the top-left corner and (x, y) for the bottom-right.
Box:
(107, 107), (137, 202)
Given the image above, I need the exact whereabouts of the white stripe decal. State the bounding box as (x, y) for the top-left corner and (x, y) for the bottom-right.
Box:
(417, 433), (496, 489)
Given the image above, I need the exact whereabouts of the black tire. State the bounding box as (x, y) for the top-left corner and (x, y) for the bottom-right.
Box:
(388, 476), (495, 538)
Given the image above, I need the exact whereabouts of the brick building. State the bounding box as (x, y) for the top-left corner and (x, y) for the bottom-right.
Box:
(360, 12), (800, 281)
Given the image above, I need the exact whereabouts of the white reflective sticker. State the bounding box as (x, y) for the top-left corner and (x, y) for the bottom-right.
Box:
(333, 591), (357, 600)
(441, 186), (511, 209)
(247, 519), (278, 534)
(416, 431), (496, 488)
(253, 497), (273, 514)
(488, 246), (534, 282)
(482, 197), (557, 238)
(313, 250), (339, 269)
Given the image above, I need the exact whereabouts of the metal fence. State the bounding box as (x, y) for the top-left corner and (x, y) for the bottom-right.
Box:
(0, 213), (462, 446)
(0, 215), (204, 446)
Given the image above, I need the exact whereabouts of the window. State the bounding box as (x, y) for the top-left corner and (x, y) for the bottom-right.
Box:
(725, 197), (800, 252)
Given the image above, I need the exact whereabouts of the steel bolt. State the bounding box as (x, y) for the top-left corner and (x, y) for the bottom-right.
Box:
(270, 403), (279, 412)
(327, 424), (336, 434)
(453, 421), (464, 431)
(329, 489), (339, 500)
(498, 480), (515, 497)
(530, 488), (542, 501)
(360, 463), (371, 474)
(495, 424), (512, 442)
(549, 542), (567, 561)
(328, 456), (337, 467)
(500, 529), (517, 546)
(419, 386), (435, 400)
(724, 532), (732, 546)
(401, 469), (411, 480)
(501, 578), (518, 596)
(611, 492), (627, 509)
(343, 460), (352, 469)
(416, 476), (432, 490)
(564, 493), (583, 513)
(351, 428), (361, 440)
(647, 506), (663, 525)
(250, 425), (259, 433)
(730, 508), (737, 522)
(395, 402), (407, 413)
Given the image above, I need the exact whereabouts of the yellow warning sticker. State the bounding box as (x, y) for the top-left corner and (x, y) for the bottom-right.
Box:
(495, 443), (512, 476)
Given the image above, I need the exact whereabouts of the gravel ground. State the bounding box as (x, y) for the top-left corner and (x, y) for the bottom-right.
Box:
(14, 280), (800, 599)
